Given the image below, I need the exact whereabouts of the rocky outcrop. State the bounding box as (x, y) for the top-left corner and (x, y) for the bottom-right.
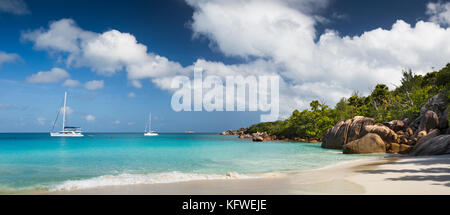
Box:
(416, 129), (440, 146)
(239, 134), (252, 139)
(321, 119), (351, 149)
(220, 128), (247, 135)
(418, 110), (439, 132)
(226, 92), (448, 155)
(347, 116), (376, 143)
(440, 108), (449, 130)
(417, 130), (427, 139)
(398, 135), (409, 144)
(322, 116), (374, 149)
(343, 133), (386, 154)
(408, 94), (450, 156)
(411, 135), (450, 156)
(362, 124), (399, 144)
(420, 93), (449, 130)
(252, 136), (264, 142)
(409, 94), (450, 156)
(251, 132), (275, 142)
(405, 127), (414, 136)
(399, 144), (411, 154)
(322, 113), (430, 154)
(384, 120), (405, 132)
(230, 130), (323, 143)
(387, 143), (400, 153)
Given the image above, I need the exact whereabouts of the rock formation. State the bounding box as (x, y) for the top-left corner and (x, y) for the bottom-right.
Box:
(362, 124), (399, 144)
(343, 133), (386, 154)
(224, 92), (449, 155)
(411, 135), (450, 156)
(420, 93), (449, 130)
(322, 92), (449, 155)
(220, 128), (247, 135)
(416, 129), (440, 146)
(384, 120), (405, 132)
(418, 110), (439, 132)
(322, 116), (374, 149)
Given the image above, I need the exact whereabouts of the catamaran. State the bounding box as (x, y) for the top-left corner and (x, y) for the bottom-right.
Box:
(50, 92), (84, 137)
(144, 113), (158, 136)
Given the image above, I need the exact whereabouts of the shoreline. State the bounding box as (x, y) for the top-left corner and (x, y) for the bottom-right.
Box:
(44, 154), (450, 195)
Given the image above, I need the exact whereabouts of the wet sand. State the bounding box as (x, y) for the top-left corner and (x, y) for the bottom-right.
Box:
(47, 154), (450, 195)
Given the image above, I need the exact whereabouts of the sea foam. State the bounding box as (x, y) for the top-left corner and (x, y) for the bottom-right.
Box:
(50, 171), (258, 191)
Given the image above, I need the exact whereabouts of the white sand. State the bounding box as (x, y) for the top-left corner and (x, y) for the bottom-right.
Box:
(46, 154), (450, 195)
(347, 155), (450, 194)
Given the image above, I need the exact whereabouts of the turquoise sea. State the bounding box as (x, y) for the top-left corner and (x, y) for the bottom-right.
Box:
(0, 133), (376, 193)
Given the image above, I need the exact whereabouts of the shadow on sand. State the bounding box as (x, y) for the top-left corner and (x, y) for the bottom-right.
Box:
(357, 155), (450, 186)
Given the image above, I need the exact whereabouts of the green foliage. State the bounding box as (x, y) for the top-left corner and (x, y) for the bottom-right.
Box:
(246, 64), (450, 139)
(248, 100), (335, 138)
(435, 63), (450, 100)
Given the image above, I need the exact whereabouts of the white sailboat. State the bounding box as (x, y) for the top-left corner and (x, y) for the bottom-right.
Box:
(50, 92), (84, 137)
(144, 113), (158, 136)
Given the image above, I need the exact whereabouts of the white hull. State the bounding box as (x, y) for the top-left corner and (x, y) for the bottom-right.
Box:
(144, 113), (158, 136)
(50, 132), (84, 137)
(144, 132), (158, 136)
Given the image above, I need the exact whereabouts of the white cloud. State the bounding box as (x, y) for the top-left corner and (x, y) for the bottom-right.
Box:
(20, 2), (450, 119)
(84, 80), (104, 90)
(22, 19), (95, 53)
(427, 1), (450, 26)
(188, 0), (316, 58)
(62, 79), (81, 87)
(186, 0), (330, 19)
(26, 67), (70, 83)
(0, 51), (20, 67)
(127, 122), (135, 126)
(22, 19), (186, 84)
(85, 114), (95, 122)
(37, 117), (46, 125)
(0, 0), (29, 15)
(127, 92), (136, 98)
(114, 120), (120, 125)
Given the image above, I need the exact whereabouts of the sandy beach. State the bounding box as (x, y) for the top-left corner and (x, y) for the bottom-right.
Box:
(47, 154), (450, 195)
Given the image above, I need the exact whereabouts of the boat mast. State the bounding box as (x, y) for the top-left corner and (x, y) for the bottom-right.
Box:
(62, 91), (67, 131)
(149, 113), (152, 131)
(144, 114), (148, 132)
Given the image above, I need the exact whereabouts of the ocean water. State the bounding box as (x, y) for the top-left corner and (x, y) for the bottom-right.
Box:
(0, 133), (376, 193)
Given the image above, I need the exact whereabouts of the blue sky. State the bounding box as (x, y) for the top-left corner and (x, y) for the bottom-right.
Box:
(0, 0), (449, 132)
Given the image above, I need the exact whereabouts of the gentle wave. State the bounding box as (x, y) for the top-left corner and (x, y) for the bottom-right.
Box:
(50, 171), (259, 191)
